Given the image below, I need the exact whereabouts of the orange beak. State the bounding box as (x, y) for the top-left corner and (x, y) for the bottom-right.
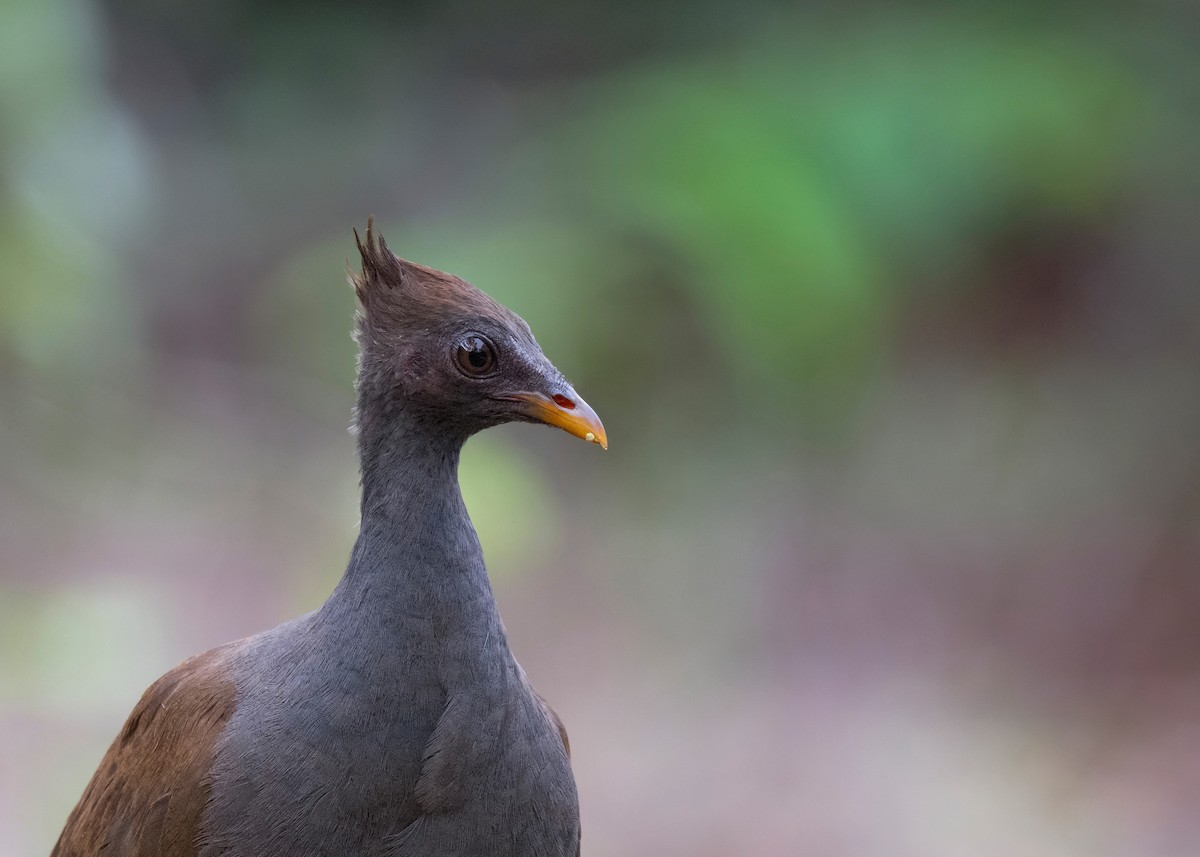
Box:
(504, 391), (608, 449)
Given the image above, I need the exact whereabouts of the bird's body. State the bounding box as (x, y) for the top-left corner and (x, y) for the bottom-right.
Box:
(52, 222), (603, 856)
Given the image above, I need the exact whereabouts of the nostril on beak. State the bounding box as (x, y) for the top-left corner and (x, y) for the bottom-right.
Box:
(552, 394), (575, 410)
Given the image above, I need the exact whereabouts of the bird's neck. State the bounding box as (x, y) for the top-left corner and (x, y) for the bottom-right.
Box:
(321, 399), (507, 665)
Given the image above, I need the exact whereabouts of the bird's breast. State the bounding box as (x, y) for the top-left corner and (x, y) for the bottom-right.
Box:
(196, 619), (578, 856)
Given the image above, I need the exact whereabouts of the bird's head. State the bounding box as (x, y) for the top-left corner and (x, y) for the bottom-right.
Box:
(348, 218), (606, 450)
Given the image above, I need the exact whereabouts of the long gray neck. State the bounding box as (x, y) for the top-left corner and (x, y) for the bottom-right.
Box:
(319, 399), (509, 677)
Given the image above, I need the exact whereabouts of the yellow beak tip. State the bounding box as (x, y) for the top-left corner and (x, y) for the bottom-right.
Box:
(504, 391), (608, 450)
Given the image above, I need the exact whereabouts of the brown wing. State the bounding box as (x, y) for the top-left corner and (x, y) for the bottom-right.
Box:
(533, 691), (580, 856)
(533, 690), (571, 759)
(51, 643), (239, 857)
(532, 693), (579, 856)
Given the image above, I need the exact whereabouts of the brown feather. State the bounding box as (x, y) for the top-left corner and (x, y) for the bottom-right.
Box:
(51, 644), (239, 857)
(348, 216), (522, 339)
(535, 691), (571, 759)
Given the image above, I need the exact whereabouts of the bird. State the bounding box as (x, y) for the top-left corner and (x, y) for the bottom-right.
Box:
(51, 219), (606, 857)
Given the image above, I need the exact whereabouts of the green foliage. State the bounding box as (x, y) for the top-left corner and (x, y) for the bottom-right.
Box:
(394, 14), (1139, 419)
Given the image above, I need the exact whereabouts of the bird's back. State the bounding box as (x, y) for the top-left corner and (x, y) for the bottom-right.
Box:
(51, 643), (240, 857)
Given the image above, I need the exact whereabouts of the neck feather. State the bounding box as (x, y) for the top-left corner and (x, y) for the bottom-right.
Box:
(322, 392), (502, 657)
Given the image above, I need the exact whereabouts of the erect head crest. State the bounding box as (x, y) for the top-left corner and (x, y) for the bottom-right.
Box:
(347, 217), (518, 336)
(350, 216), (407, 309)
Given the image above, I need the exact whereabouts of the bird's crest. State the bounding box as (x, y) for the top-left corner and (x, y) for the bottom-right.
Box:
(350, 216), (406, 310)
(348, 217), (513, 334)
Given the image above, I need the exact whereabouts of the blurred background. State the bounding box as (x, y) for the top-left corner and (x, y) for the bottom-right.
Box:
(2, 0), (1198, 854)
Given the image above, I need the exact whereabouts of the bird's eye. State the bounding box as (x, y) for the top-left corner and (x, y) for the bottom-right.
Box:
(455, 334), (498, 377)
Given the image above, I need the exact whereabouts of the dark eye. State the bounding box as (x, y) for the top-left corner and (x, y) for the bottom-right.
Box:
(455, 334), (497, 377)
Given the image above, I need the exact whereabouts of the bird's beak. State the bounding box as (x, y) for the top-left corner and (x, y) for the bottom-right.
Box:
(503, 390), (608, 449)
